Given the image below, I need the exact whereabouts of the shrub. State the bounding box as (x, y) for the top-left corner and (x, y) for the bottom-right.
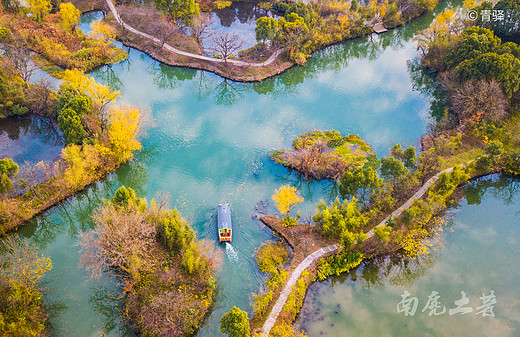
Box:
(316, 251), (363, 281)
(256, 241), (290, 274)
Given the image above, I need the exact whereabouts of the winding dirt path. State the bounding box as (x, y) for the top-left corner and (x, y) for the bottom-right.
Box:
(105, 0), (282, 67)
(260, 167), (456, 336)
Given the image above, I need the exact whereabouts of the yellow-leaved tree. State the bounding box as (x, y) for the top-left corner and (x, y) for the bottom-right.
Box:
(59, 2), (81, 33)
(272, 185), (303, 226)
(91, 21), (117, 43)
(28, 0), (51, 22)
(60, 69), (120, 109)
(108, 105), (142, 161)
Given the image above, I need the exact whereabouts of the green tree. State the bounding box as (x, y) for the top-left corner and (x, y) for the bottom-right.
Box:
(220, 306), (250, 337)
(403, 146), (417, 169)
(484, 140), (504, 156)
(313, 198), (367, 238)
(278, 12), (309, 57)
(58, 87), (92, 114)
(446, 27), (502, 68)
(112, 186), (147, 210)
(456, 52), (520, 97)
(363, 153), (381, 170)
(390, 144), (416, 167)
(154, 0), (200, 25)
(255, 17), (278, 44)
(380, 156), (409, 181)
(339, 166), (381, 206)
(57, 108), (87, 145)
(0, 158), (18, 193)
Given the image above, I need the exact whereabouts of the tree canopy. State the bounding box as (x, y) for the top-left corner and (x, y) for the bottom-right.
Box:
(255, 17), (278, 44)
(272, 185), (303, 219)
(59, 3), (81, 33)
(220, 306), (250, 337)
(0, 158), (18, 193)
(154, 0), (200, 25)
(380, 156), (409, 181)
(339, 166), (381, 206)
(27, 0), (51, 22)
(58, 108), (87, 145)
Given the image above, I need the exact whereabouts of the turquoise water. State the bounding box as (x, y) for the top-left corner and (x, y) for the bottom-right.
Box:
(296, 175), (520, 336)
(2, 2), (509, 336)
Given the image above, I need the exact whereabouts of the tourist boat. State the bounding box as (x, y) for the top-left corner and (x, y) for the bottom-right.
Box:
(217, 203), (232, 243)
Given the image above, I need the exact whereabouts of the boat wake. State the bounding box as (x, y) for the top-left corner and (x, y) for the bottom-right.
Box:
(225, 242), (239, 262)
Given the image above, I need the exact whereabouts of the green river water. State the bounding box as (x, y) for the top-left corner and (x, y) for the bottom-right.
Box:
(1, 1), (519, 336)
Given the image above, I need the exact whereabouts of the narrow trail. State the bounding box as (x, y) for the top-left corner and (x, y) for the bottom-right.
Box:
(105, 0), (282, 67)
(367, 166), (454, 237)
(260, 244), (338, 337)
(260, 166), (455, 336)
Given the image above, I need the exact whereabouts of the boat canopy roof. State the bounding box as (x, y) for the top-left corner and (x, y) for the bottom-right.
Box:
(217, 204), (232, 230)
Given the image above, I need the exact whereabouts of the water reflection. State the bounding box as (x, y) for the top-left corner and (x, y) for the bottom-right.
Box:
(206, 0), (279, 52)
(0, 115), (63, 164)
(463, 174), (520, 207)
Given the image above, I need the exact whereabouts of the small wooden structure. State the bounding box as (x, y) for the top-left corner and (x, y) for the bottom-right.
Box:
(373, 22), (388, 34)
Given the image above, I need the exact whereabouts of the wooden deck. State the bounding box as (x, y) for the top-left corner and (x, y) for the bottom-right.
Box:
(373, 22), (388, 34)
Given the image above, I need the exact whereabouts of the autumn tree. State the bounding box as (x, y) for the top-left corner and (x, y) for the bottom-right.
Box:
(91, 20), (117, 46)
(211, 32), (243, 63)
(0, 28), (35, 82)
(0, 158), (18, 193)
(272, 185), (304, 222)
(59, 2), (81, 33)
(27, 0), (51, 22)
(154, 0), (200, 26)
(107, 105), (142, 161)
(60, 69), (120, 114)
(220, 306), (250, 337)
(0, 238), (52, 336)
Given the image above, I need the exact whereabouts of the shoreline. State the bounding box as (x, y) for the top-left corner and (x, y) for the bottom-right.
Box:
(97, 4), (435, 83)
